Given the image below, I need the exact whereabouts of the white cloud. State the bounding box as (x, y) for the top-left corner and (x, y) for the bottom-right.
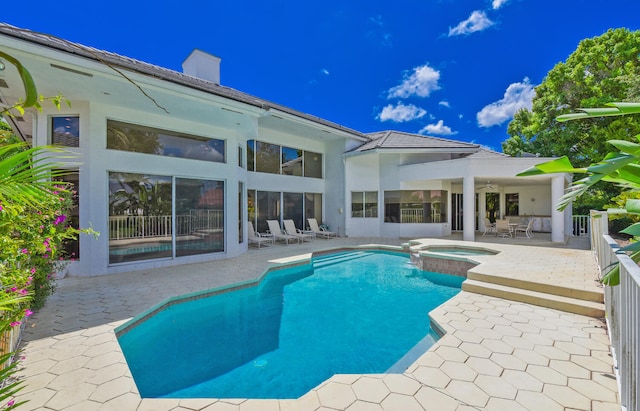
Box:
(492, 0), (509, 10)
(387, 64), (441, 99)
(439, 101), (450, 108)
(321, 68), (330, 76)
(476, 78), (536, 127)
(448, 10), (494, 37)
(377, 102), (427, 122)
(419, 120), (456, 136)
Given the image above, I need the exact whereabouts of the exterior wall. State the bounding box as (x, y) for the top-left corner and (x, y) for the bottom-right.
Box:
(47, 100), (253, 276)
(344, 153), (381, 237)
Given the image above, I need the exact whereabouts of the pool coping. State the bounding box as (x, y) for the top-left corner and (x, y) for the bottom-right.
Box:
(14, 237), (618, 410)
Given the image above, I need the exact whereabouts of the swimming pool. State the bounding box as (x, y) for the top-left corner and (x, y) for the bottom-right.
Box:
(116, 250), (462, 399)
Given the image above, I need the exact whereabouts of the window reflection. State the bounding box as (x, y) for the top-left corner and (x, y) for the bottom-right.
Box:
(248, 191), (322, 233)
(255, 141), (280, 174)
(108, 172), (225, 264)
(246, 140), (322, 178)
(384, 190), (447, 223)
(304, 150), (322, 178)
(109, 173), (173, 263)
(281, 147), (303, 176)
(107, 120), (225, 163)
(175, 178), (224, 256)
(52, 116), (79, 147)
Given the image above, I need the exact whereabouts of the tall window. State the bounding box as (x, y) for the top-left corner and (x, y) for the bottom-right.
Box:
(52, 116), (79, 147)
(506, 193), (519, 216)
(54, 170), (80, 258)
(107, 120), (225, 163)
(247, 140), (322, 178)
(238, 146), (244, 168)
(283, 192), (304, 229)
(108, 172), (224, 264)
(384, 190), (448, 223)
(351, 191), (378, 218)
(238, 182), (244, 243)
(175, 178), (224, 257)
(248, 190), (322, 233)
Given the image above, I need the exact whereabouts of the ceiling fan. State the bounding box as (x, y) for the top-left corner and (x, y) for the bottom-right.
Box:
(478, 181), (495, 190)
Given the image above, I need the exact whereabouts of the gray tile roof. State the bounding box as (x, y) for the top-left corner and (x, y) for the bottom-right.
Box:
(0, 23), (368, 140)
(353, 130), (481, 152)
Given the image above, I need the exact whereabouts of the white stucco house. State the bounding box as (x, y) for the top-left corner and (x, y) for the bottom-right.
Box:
(0, 24), (571, 276)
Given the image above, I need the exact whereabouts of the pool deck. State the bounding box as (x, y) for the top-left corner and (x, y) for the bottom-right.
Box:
(13, 235), (619, 410)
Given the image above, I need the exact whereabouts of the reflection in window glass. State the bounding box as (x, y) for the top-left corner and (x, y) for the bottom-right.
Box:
(365, 191), (378, 217)
(54, 170), (80, 258)
(281, 147), (303, 176)
(304, 150), (322, 178)
(506, 193), (519, 216)
(256, 191), (280, 233)
(247, 140), (255, 171)
(351, 192), (364, 217)
(283, 192), (304, 229)
(109, 172), (173, 263)
(239, 182), (244, 243)
(249, 191), (323, 232)
(352, 191), (378, 217)
(256, 142), (280, 174)
(305, 193), (322, 226)
(107, 120), (225, 163)
(384, 190), (447, 223)
(175, 178), (224, 257)
(52, 116), (80, 147)
(238, 145), (244, 168)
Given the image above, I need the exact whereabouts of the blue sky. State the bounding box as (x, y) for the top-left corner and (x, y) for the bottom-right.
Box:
(5, 0), (640, 151)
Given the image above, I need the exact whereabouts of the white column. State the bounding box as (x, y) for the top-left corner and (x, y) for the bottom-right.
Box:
(463, 176), (475, 241)
(551, 175), (566, 242)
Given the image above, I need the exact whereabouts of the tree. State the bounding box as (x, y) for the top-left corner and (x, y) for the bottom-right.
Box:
(503, 28), (640, 212)
(518, 102), (640, 286)
(503, 28), (640, 166)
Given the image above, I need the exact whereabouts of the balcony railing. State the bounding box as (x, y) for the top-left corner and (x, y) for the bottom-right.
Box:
(109, 210), (224, 240)
(591, 210), (638, 410)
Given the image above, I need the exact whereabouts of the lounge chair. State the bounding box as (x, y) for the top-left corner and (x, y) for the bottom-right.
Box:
(248, 221), (274, 248)
(307, 218), (337, 239)
(283, 219), (315, 242)
(482, 218), (496, 236)
(266, 220), (299, 244)
(515, 219), (534, 238)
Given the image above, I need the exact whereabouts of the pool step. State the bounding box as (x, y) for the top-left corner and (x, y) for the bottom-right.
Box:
(467, 271), (604, 303)
(462, 279), (605, 318)
(312, 252), (372, 269)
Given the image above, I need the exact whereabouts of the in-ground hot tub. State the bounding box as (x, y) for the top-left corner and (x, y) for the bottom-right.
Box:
(410, 244), (499, 277)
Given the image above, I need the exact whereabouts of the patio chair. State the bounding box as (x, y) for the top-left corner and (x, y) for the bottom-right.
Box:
(307, 218), (337, 239)
(266, 220), (299, 244)
(495, 219), (512, 238)
(482, 218), (496, 236)
(248, 221), (274, 248)
(283, 219), (315, 242)
(514, 219), (534, 238)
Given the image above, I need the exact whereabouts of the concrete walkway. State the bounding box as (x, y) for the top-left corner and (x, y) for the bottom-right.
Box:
(13, 236), (619, 410)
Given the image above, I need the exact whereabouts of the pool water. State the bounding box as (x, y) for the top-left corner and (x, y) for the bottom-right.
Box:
(116, 251), (462, 399)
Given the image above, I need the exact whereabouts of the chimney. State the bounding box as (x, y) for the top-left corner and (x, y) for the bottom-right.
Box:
(182, 49), (221, 85)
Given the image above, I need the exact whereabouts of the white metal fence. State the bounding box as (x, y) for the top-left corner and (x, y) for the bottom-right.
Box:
(109, 210), (224, 240)
(572, 214), (590, 237)
(399, 208), (442, 223)
(591, 210), (638, 410)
